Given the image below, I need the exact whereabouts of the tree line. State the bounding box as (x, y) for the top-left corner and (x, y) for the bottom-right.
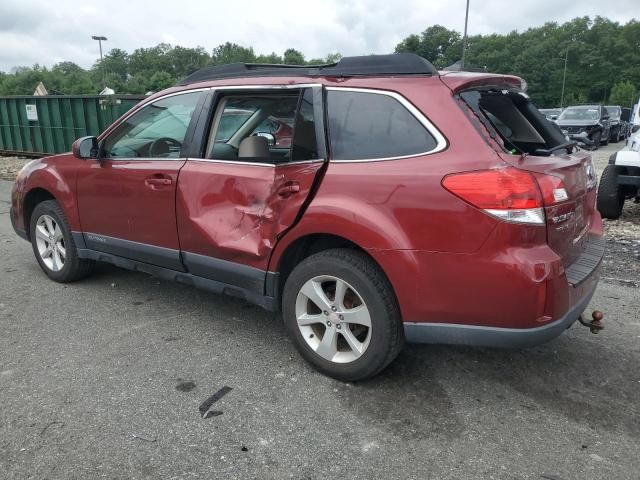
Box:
(0, 43), (340, 96)
(396, 16), (640, 107)
(0, 16), (638, 108)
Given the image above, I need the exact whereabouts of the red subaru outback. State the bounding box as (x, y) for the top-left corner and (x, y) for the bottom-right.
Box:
(10, 54), (604, 380)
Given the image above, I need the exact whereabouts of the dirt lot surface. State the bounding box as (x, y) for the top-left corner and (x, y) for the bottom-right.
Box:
(0, 156), (31, 181)
(590, 144), (640, 286)
(0, 144), (639, 479)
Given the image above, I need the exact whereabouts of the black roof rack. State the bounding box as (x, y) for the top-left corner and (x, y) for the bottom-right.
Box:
(177, 53), (438, 86)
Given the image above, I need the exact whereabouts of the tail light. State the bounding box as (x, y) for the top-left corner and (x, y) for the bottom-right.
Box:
(442, 167), (568, 225)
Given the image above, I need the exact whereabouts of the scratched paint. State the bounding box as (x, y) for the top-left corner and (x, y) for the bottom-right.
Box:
(176, 160), (323, 270)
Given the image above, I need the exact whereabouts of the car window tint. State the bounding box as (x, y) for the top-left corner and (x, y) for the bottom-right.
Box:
(207, 93), (301, 163)
(327, 90), (437, 160)
(291, 89), (318, 161)
(104, 91), (203, 159)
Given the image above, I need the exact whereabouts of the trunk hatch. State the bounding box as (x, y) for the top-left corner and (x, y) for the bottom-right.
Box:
(500, 151), (597, 267)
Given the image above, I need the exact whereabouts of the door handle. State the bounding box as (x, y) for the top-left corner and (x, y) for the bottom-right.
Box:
(277, 182), (300, 197)
(145, 176), (172, 188)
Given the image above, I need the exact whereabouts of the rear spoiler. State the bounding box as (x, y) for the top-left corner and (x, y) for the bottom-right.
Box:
(439, 72), (526, 94)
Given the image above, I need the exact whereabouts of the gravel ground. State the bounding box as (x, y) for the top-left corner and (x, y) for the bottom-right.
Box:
(590, 143), (640, 286)
(0, 144), (639, 479)
(0, 156), (31, 181)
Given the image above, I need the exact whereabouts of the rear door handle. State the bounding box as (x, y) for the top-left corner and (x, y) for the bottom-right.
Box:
(145, 175), (172, 188)
(277, 182), (300, 197)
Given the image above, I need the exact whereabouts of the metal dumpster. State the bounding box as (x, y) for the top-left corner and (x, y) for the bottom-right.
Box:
(0, 95), (144, 156)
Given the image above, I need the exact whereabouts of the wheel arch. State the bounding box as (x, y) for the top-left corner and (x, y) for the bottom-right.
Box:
(19, 161), (81, 237)
(272, 233), (402, 313)
(22, 187), (58, 240)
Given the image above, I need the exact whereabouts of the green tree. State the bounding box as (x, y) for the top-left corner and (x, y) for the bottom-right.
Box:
(99, 48), (129, 82)
(283, 48), (305, 65)
(395, 25), (461, 68)
(609, 80), (637, 107)
(255, 52), (283, 64)
(169, 46), (210, 78)
(148, 71), (175, 92)
(211, 42), (256, 65)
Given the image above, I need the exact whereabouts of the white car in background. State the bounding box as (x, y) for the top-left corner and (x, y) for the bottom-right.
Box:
(628, 124), (640, 152)
(597, 124), (640, 219)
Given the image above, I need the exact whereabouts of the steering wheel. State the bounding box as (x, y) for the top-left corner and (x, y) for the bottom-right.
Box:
(148, 137), (182, 157)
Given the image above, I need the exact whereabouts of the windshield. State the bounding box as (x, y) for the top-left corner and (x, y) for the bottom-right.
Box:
(606, 106), (621, 120)
(558, 106), (600, 121)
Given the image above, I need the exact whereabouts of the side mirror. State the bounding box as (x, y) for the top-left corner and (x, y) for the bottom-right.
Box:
(253, 132), (276, 146)
(72, 136), (99, 159)
(550, 115), (558, 121)
(632, 125), (640, 133)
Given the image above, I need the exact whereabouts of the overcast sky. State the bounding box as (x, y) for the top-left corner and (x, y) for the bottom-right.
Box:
(0, 0), (637, 72)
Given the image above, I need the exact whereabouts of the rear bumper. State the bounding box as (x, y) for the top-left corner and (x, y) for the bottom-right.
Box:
(404, 277), (597, 347)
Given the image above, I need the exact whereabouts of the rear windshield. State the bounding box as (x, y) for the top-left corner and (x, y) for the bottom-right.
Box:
(460, 90), (567, 156)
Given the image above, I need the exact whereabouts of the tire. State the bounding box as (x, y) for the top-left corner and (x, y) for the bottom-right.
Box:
(596, 165), (624, 219)
(611, 127), (619, 143)
(591, 131), (602, 149)
(282, 248), (404, 381)
(29, 200), (95, 282)
(601, 130), (609, 146)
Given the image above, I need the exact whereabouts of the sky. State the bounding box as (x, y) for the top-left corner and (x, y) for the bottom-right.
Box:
(0, 0), (637, 72)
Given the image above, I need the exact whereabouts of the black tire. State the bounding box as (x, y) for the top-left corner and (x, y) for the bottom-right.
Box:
(610, 127), (619, 143)
(282, 248), (404, 381)
(591, 131), (602, 149)
(596, 165), (624, 219)
(600, 130), (609, 146)
(29, 200), (95, 282)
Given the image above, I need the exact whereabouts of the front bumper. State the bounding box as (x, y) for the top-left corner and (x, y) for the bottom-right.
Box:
(10, 206), (28, 241)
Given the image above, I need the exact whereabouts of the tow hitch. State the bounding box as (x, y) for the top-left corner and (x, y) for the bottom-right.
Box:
(578, 310), (604, 334)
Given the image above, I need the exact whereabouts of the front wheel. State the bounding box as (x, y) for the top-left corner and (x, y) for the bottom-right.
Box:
(282, 249), (404, 381)
(30, 200), (95, 282)
(596, 165), (624, 219)
(600, 130), (609, 146)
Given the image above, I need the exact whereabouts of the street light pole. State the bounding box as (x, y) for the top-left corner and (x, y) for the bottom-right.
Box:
(91, 35), (108, 88)
(461, 0), (470, 70)
(560, 46), (569, 108)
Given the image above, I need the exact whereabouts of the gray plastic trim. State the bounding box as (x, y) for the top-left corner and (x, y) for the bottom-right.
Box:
(404, 280), (597, 348)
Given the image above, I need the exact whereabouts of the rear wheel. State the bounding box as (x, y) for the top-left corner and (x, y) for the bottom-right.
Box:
(596, 165), (624, 219)
(30, 200), (95, 282)
(282, 248), (404, 381)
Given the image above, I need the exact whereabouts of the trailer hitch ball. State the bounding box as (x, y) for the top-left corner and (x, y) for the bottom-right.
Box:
(578, 310), (604, 334)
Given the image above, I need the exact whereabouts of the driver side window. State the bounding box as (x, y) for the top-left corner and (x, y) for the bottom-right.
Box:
(103, 91), (203, 159)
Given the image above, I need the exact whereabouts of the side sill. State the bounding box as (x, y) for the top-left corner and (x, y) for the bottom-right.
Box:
(77, 248), (278, 311)
(404, 280), (597, 348)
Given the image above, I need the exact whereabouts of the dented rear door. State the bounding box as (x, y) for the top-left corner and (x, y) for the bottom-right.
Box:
(175, 87), (326, 287)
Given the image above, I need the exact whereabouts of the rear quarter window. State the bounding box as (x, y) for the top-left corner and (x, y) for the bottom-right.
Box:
(327, 90), (438, 161)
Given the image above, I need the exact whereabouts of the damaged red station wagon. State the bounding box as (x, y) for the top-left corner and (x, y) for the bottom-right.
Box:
(10, 54), (604, 380)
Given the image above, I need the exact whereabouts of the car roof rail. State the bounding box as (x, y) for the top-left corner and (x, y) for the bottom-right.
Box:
(176, 53), (439, 86)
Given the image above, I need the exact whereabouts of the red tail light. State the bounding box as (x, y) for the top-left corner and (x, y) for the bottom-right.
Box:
(442, 167), (562, 225)
(533, 173), (568, 206)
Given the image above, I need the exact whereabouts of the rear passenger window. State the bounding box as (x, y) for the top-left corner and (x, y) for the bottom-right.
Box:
(327, 90), (437, 160)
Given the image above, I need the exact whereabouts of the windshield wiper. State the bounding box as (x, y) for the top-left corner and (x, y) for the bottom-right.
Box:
(533, 141), (577, 156)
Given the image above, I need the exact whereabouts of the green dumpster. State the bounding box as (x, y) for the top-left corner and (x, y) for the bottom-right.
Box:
(0, 95), (144, 156)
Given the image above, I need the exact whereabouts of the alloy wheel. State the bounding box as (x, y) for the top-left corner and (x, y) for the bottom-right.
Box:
(295, 275), (372, 363)
(34, 214), (65, 272)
